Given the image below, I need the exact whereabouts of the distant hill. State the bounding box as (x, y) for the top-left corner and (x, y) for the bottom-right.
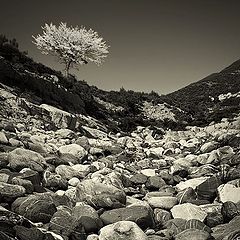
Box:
(161, 59), (240, 125)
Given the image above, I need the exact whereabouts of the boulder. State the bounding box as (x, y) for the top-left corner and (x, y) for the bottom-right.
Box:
(49, 206), (75, 238)
(154, 208), (172, 226)
(82, 126), (108, 139)
(9, 138), (24, 147)
(0, 182), (26, 199)
(200, 141), (218, 153)
(212, 216), (240, 239)
(40, 104), (77, 129)
(0, 153), (9, 168)
(19, 169), (41, 187)
(76, 179), (126, 209)
(0, 206), (34, 239)
(176, 187), (197, 204)
(10, 177), (34, 194)
(49, 204), (103, 237)
(68, 177), (80, 187)
(55, 128), (75, 139)
(7, 148), (46, 172)
(100, 205), (155, 229)
(147, 147), (164, 158)
(72, 204), (103, 232)
(163, 218), (187, 235)
(146, 196), (178, 209)
(58, 144), (87, 162)
(205, 211), (224, 228)
(140, 169), (156, 177)
(91, 170), (123, 190)
(12, 193), (58, 223)
(0, 131), (8, 144)
(130, 173), (148, 185)
(0, 172), (10, 182)
(145, 190), (174, 199)
(55, 165), (87, 180)
(98, 221), (148, 240)
(171, 203), (208, 222)
(43, 171), (68, 191)
(75, 136), (90, 150)
(14, 226), (52, 240)
(218, 184), (240, 203)
(175, 229), (210, 240)
(196, 176), (222, 201)
(184, 219), (212, 233)
(176, 177), (209, 191)
(146, 176), (166, 190)
(221, 201), (240, 222)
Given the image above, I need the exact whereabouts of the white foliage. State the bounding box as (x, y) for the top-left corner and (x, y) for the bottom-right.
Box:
(32, 22), (109, 73)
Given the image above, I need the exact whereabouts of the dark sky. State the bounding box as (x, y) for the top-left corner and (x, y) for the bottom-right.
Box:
(1, 0), (240, 94)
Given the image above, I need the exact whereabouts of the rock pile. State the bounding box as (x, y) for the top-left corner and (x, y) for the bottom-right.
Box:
(0, 86), (240, 239)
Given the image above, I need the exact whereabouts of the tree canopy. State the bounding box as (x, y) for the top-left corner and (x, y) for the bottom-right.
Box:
(32, 22), (109, 76)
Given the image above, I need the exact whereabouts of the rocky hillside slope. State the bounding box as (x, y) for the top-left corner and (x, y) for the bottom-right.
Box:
(162, 59), (240, 126)
(1, 38), (240, 132)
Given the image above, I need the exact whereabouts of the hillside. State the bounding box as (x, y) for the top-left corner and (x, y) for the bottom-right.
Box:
(162, 60), (240, 125)
(0, 38), (187, 133)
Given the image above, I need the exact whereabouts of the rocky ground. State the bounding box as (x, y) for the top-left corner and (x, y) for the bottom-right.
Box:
(0, 84), (240, 240)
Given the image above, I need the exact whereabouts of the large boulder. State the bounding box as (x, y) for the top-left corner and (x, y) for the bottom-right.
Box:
(100, 205), (155, 229)
(11, 193), (58, 223)
(82, 126), (108, 139)
(129, 173), (148, 185)
(55, 164), (89, 180)
(98, 221), (148, 240)
(218, 184), (240, 203)
(58, 144), (87, 162)
(10, 177), (34, 194)
(76, 179), (126, 209)
(7, 148), (46, 172)
(14, 226), (62, 240)
(154, 208), (172, 227)
(0, 206), (34, 239)
(40, 103), (77, 129)
(90, 169), (123, 190)
(176, 187), (197, 204)
(146, 147), (164, 158)
(212, 216), (240, 239)
(196, 176), (222, 201)
(49, 204), (103, 238)
(42, 171), (68, 191)
(176, 177), (209, 191)
(171, 203), (208, 222)
(221, 201), (240, 222)
(200, 141), (218, 153)
(175, 229), (210, 240)
(145, 176), (166, 190)
(0, 182), (26, 199)
(146, 196), (178, 210)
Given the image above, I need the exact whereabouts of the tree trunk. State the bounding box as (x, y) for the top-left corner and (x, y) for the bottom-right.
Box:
(64, 61), (72, 77)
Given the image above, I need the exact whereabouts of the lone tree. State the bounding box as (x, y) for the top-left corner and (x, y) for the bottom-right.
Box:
(32, 22), (109, 76)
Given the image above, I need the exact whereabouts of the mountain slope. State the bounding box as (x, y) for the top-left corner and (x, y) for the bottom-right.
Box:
(161, 59), (240, 125)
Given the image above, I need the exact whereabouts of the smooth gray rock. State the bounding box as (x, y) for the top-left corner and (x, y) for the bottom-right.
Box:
(100, 205), (155, 229)
(76, 179), (126, 209)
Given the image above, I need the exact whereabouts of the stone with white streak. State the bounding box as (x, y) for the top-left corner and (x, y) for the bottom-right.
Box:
(171, 203), (208, 221)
